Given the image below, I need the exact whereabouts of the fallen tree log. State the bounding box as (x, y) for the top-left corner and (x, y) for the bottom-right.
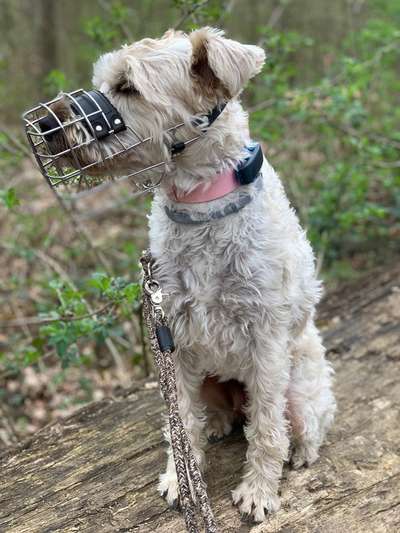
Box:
(1, 264), (399, 533)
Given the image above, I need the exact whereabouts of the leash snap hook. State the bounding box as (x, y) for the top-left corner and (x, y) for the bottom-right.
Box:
(144, 280), (164, 304)
(151, 289), (163, 305)
(153, 305), (165, 320)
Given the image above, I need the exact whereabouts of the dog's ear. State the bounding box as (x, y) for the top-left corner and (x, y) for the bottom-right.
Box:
(112, 53), (142, 97)
(93, 51), (142, 98)
(113, 73), (140, 96)
(189, 27), (265, 99)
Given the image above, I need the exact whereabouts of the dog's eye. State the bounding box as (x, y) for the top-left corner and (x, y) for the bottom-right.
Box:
(114, 81), (140, 97)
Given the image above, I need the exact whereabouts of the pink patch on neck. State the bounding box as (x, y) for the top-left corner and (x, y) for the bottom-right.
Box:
(169, 168), (239, 204)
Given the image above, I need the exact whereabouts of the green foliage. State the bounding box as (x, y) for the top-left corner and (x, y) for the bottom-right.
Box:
(83, 2), (131, 50)
(34, 274), (140, 369)
(0, 187), (20, 209)
(0, 132), (24, 169)
(1, 269), (141, 374)
(251, 6), (400, 271)
(44, 69), (69, 96)
(172, 0), (227, 28)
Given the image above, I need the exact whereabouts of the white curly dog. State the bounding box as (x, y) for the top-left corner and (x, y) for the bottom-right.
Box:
(52, 27), (336, 523)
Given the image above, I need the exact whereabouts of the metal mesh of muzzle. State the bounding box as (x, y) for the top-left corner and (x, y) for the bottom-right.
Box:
(22, 89), (193, 197)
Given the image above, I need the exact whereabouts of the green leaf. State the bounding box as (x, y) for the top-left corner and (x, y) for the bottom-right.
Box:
(22, 347), (41, 366)
(121, 283), (141, 304)
(0, 188), (20, 209)
(88, 272), (111, 292)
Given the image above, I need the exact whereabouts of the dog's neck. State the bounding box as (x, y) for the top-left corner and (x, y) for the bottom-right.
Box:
(168, 167), (239, 203)
(160, 100), (250, 195)
(156, 100), (264, 225)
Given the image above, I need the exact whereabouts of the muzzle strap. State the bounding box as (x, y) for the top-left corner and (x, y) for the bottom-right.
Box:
(69, 90), (126, 139)
(171, 102), (227, 156)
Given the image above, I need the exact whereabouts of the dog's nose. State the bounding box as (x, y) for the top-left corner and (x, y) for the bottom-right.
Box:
(38, 115), (60, 142)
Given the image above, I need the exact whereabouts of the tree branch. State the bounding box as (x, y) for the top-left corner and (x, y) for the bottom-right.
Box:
(174, 0), (210, 30)
(0, 302), (116, 329)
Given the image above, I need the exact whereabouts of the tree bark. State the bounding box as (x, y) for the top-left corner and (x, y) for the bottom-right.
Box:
(0, 264), (399, 533)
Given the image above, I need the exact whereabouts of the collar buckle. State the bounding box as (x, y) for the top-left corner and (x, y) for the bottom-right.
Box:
(235, 143), (264, 185)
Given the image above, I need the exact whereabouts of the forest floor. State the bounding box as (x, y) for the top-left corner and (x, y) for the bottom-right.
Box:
(1, 260), (399, 532)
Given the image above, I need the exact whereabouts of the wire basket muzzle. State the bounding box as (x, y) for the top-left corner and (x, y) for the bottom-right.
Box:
(22, 89), (170, 195)
(21, 89), (221, 198)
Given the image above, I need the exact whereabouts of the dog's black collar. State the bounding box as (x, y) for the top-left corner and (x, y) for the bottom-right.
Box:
(165, 171), (264, 225)
(170, 108), (264, 187)
(235, 142), (263, 185)
(165, 143), (264, 224)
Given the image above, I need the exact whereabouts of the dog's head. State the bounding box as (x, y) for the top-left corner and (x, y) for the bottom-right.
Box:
(40, 28), (265, 187)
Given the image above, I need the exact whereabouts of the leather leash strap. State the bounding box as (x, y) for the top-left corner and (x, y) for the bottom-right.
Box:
(140, 250), (218, 533)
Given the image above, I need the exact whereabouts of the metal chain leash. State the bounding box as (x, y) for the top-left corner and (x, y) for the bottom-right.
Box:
(140, 250), (218, 533)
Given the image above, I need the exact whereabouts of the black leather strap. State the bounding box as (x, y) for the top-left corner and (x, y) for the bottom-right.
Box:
(70, 90), (126, 139)
(38, 90), (126, 141)
(190, 102), (227, 130)
(171, 102), (227, 155)
(207, 102), (227, 126)
(235, 143), (264, 185)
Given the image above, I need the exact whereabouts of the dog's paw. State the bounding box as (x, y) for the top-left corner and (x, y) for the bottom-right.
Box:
(206, 413), (233, 443)
(158, 471), (180, 510)
(232, 480), (281, 522)
(289, 443), (319, 470)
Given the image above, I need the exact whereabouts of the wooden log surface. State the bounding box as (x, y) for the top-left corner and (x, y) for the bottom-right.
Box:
(1, 264), (399, 533)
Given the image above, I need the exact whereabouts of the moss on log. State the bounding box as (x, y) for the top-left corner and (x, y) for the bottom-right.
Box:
(1, 265), (399, 532)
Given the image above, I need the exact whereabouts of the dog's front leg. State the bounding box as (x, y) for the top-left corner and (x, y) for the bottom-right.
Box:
(158, 351), (206, 508)
(232, 332), (290, 522)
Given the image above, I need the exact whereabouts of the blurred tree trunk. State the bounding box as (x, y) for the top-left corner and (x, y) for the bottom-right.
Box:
(37, 0), (58, 80)
(0, 0), (370, 122)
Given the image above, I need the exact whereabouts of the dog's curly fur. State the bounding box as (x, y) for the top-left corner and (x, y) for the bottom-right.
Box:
(54, 27), (336, 523)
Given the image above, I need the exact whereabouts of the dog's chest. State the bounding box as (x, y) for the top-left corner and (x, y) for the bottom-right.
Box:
(161, 230), (248, 318)
(149, 210), (282, 373)
(148, 166), (320, 374)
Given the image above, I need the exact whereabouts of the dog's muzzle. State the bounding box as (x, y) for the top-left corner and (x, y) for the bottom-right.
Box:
(22, 89), (226, 197)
